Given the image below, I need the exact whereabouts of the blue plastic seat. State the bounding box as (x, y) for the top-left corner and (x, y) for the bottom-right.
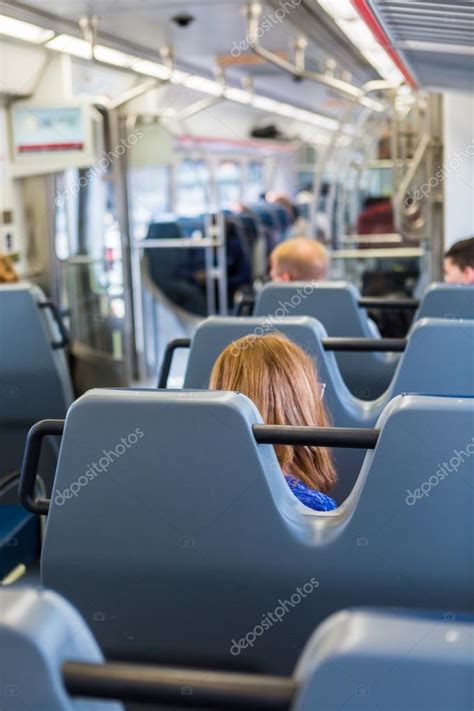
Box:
(0, 587), (122, 710)
(0, 284), (73, 576)
(255, 281), (474, 398)
(294, 608), (474, 710)
(182, 315), (474, 501)
(2, 586), (472, 710)
(145, 221), (208, 316)
(0, 283), (73, 474)
(415, 282), (474, 320)
(3, 587), (472, 710)
(40, 390), (474, 673)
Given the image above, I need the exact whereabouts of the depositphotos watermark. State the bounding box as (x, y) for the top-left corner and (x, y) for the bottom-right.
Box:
(405, 437), (474, 506)
(55, 127), (144, 206)
(230, 577), (319, 655)
(405, 141), (474, 206)
(231, 280), (319, 355)
(231, 0), (302, 57)
(54, 427), (144, 505)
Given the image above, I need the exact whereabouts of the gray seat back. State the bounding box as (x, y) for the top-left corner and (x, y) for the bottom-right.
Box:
(42, 390), (474, 674)
(0, 283), (73, 473)
(388, 317), (474, 397)
(0, 587), (122, 710)
(254, 281), (397, 398)
(183, 316), (474, 501)
(184, 316), (368, 502)
(416, 283), (474, 321)
(295, 608), (474, 711)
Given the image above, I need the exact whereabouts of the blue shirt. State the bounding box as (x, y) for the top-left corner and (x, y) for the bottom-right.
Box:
(284, 474), (336, 512)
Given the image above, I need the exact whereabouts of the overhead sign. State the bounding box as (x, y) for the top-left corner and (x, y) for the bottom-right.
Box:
(12, 106), (85, 154)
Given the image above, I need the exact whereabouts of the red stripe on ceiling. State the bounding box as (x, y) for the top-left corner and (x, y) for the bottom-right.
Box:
(351, 0), (418, 88)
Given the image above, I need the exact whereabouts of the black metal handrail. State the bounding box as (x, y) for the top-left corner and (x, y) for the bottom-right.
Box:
(235, 293), (256, 316)
(157, 334), (405, 389)
(19, 419), (64, 515)
(63, 661), (294, 709)
(358, 297), (419, 310)
(157, 338), (192, 388)
(322, 338), (406, 352)
(39, 301), (70, 349)
(253, 425), (378, 449)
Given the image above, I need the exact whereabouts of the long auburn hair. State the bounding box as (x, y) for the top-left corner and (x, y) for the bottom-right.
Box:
(209, 333), (337, 493)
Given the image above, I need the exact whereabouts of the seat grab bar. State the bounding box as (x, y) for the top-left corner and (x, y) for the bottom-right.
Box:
(19, 419), (64, 515)
(63, 660), (295, 709)
(253, 425), (379, 449)
(39, 301), (70, 349)
(157, 338), (192, 388)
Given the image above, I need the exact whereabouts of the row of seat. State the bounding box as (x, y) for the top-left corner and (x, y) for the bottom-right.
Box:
(162, 314), (473, 501)
(1, 282), (472, 520)
(1, 280), (474, 708)
(253, 280), (474, 397)
(2, 586), (472, 710)
(0, 283), (73, 576)
(146, 203), (293, 316)
(18, 389), (474, 675)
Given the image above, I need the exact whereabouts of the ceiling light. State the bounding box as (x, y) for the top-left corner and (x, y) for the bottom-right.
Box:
(223, 87), (252, 104)
(94, 44), (137, 67)
(252, 95), (339, 130)
(0, 13), (54, 43)
(169, 68), (190, 84)
(181, 74), (223, 96)
(34, 24), (344, 131)
(318, 0), (357, 22)
(131, 58), (171, 80)
(46, 33), (92, 59)
(317, 1), (403, 85)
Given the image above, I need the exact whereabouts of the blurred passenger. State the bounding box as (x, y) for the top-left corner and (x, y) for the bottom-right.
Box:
(209, 333), (337, 511)
(357, 196), (394, 235)
(0, 254), (19, 283)
(269, 237), (329, 282)
(444, 237), (474, 284)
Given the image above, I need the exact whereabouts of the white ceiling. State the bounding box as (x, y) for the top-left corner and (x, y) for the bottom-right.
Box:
(4, 0), (377, 117)
(368, 0), (474, 91)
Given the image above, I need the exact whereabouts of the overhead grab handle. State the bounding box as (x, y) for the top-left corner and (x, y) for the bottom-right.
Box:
(253, 425), (379, 449)
(63, 660), (295, 709)
(245, 3), (387, 111)
(19, 419), (64, 515)
(39, 301), (70, 349)
(157, 338), (192, 388)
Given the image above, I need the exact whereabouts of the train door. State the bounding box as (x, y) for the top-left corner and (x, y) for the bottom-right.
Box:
(17, 163), (131, 394)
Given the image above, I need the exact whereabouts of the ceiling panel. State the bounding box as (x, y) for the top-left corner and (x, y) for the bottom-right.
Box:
(368, 0), (474, 91)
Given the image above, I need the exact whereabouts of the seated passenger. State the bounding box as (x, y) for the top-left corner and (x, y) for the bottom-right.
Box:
(209, 333), (337, 511)
(269, 237), (329, 282)
(0, 253), (19, 283)
(443, 237), (474, 284)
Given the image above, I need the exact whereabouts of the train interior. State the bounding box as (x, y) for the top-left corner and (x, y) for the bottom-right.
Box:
(0, 0), (473, 709)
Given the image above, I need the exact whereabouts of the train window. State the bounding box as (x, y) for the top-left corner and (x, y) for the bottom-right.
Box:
(128, 165), (171, 240)
(176, 159), (211, 215)
(216, 159), (242, 208)
(245, 161), (265, 203)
